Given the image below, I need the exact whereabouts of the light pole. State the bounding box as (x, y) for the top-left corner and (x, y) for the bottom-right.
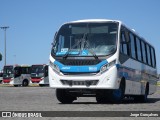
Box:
(0, 26), (9, 66)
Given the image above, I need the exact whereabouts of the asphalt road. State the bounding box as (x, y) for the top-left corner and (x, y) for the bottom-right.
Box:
(0, 86), (160, 120)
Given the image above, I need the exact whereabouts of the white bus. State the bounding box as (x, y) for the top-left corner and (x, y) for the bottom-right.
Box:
(49, 19), (158, 103)
(3, 65), (31, 87)
(30, 64), (49, 86)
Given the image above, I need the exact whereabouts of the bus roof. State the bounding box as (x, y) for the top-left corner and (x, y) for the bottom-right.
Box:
(60, 19), (154, 49)
(4, 65), (30, 67)
(31, 64), (48, 66)
(4, 65), (20, 67)
(32, 64), (47, 65)
(69, 19), (122, 24)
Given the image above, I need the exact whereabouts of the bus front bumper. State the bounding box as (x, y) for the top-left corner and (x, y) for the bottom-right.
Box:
(49, 66), (120, 89)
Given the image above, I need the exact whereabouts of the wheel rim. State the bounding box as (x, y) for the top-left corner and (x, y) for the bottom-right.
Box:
(23, 81), (28, 86)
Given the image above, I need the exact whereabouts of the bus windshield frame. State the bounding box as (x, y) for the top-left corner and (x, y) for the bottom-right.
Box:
(51, 22), (119, 57)
(31, 65), (44, 78)
(3, 66), (14, 79)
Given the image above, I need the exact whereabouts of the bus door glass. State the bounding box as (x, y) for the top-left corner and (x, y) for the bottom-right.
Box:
(44, 66), (48, 77)
(14, 67), (21, 78)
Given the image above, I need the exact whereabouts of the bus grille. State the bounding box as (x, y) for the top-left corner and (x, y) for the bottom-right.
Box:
(60, 80), (99, 86)
(58, 60), (101, 66)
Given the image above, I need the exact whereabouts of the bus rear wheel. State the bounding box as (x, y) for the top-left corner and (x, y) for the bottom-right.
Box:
(56, 89), (76, 104)
(134, 84), (149, 103)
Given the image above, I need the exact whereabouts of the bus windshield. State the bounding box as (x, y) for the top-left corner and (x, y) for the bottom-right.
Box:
(52, 22), (118, 57)
(31, 65), (44, 78)
(3, 66), (14, 78)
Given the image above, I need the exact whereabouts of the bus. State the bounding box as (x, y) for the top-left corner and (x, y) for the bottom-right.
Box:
(3, 65), (31, 87)
(30, 64), (49, 86)
(49, 19), (158, 103)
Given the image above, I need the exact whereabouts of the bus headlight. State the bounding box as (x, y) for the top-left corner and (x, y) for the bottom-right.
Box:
(49, 61), (60, 74)
(100, 60), (116, 73)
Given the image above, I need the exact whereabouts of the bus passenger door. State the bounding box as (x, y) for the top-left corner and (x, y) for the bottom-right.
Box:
(119, 27), (134, 94)
(14, 67), (21, 84)
(44, 65), (49, 84)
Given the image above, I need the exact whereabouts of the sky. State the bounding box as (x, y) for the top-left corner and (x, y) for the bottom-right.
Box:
(0, 0), (160, 74)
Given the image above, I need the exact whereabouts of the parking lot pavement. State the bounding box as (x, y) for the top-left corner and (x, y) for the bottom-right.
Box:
(0, 86), (160, 120)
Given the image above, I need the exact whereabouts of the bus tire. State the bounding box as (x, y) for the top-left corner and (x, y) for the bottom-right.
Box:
(39, 84), (44, 87)
(134, 83), (149, 103)
(56, 89), (75, 104)
(14, 85), (19, 87)
(96, 96), (106, 103)
(22, 79), (29, 87)
(109, 79), (125, 103)
(96, 90), (110, 103)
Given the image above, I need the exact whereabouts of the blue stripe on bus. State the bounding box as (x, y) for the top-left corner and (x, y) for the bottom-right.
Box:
(117, 65), (157, 85)
(54, 60), (108, 73)
(115, 64), (120, 69)
(56, 51), (80, 56)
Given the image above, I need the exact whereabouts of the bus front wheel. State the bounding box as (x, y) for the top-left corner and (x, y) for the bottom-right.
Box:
(56, 89), (76, 104)
(96, 90), (110, 103)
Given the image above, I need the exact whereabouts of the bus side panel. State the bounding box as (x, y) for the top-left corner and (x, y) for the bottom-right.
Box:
(118, 57), (157, 96)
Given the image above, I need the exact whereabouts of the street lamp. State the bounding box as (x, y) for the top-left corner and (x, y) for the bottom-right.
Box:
(0, 26), (9, 66)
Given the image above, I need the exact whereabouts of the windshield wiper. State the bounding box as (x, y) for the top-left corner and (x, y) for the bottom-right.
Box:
(63, 40), (81, 59)
(83, 39), (99, 60)
(81, 33), (98, 60)
(63, 32), (88, 59)
(63, 33), (99, 60)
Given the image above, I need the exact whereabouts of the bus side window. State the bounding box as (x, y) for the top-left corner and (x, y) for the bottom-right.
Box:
(141, 41), (147, 63)
(120, 32), (127, 54)
(120, 27), (129, 56)
(135, 37), (142, 61)
(151, 47), (156, 68)
(146, 44), (151, 66)
(129, 33), (136, 59)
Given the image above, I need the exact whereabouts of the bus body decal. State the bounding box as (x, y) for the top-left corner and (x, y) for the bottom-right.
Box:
(54, 60), (108, 73)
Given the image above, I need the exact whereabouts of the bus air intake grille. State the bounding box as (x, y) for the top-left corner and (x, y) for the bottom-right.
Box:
(60, 80), (99, 86)
(58, 60), (101, 66)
